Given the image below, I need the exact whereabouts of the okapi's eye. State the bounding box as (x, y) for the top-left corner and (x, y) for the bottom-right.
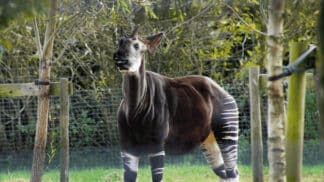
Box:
(134, 43), (139, 50)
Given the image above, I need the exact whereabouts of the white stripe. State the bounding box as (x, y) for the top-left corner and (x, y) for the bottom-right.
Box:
(223, 125), (238, 128)
(121, 152), (139, 160)
(221, 116), (239, 119)
(222, 136), (239, 140)
(224, 109), (238, 112)
(222, 131), (238, 134)
(148, 151), (165, 157)
(221, 112), (238, 115)
(222, 111), (239, 113)
(219, 145), (236, 152)
(223, 121), (238, 125)
(152, 168), (164, 173)
(121, 152), (139, 172)
(224, 101), (235, 104)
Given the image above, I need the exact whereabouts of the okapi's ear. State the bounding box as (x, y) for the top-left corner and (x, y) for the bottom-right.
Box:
(142, 32), (164, 53)
(131, 26), (140, 38)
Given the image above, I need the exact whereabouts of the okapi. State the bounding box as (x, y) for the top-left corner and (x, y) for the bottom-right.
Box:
(113, 29), (239, 182)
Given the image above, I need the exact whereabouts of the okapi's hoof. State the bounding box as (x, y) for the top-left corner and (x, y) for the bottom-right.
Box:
(214, 165), (227, 179)
(220, 168), (239, 182)
(226, 168), (239, 178)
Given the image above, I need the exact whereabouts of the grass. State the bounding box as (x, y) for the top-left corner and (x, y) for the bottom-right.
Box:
(1, 165), (323, 182)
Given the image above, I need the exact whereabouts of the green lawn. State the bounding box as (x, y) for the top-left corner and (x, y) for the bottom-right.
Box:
(1, 165), (323, 182)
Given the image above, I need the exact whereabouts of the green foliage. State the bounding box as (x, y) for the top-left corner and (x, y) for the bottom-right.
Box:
(0, 45), (3, 61)
(70, 110), (97, 147)
(0, 0), (47, 54)
(303, 139), (324, 165)
(0, 0), (320, 88)
(238, 137), (251, 164)
(0, 0), (47, 30)
(304, 89), (320, 140)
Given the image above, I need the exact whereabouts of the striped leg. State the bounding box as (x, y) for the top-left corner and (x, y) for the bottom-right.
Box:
(121, 151), (139, 182)
(213, 96), (239, 180)
(148, 151), (165, 182)
(200, 132), (227, 180)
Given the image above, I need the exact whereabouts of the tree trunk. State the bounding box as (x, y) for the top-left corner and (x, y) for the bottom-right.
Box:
(30, 0), (57, 181)
(267, 0), (286, 181)
(315, 0), (324, 159)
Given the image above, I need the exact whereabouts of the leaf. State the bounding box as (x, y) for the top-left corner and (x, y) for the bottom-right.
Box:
(0, 38), (13, 50)
(144, 6), (159, 19)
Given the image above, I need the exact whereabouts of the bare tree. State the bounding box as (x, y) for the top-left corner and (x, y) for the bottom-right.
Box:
(30, 0), (57, 181)
(266, 0), (286, 181)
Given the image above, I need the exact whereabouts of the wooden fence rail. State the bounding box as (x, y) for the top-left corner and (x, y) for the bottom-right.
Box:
(0, 81), (73, 97)
(0, 79), (73, 182)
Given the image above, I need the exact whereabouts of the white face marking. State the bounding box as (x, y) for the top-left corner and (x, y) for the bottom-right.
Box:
(125, 39), (147, 73)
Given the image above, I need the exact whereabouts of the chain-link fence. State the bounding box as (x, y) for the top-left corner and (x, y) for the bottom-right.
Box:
(0, 65), (322, 171)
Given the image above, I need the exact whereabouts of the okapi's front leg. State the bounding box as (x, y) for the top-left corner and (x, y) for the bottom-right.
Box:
(121, 151), (139, 182)
(148, 151), (165, 182)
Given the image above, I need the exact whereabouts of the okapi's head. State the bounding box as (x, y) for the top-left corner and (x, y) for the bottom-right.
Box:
(113, 28), (163, 73)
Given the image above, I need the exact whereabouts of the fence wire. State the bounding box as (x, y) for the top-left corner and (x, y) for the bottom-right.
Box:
(0, 67), (322, 171)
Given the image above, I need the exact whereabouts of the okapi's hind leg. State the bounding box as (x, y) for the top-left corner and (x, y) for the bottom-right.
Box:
(200, 132), (227, 180)
(212, 95), (239, 181)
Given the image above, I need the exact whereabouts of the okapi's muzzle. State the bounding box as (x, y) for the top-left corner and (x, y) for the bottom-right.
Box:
(113, 51), (129, 71)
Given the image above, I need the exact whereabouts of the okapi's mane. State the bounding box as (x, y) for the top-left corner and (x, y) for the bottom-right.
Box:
(128, 71), (169, 126)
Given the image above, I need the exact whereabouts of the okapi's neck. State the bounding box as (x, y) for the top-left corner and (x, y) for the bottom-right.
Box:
(122, 57), (147, 111)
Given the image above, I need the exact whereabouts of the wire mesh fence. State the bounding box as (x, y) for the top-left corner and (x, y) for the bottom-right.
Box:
(0, 66), (322, 172)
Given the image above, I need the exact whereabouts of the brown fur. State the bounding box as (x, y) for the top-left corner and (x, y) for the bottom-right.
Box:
(117, 58), (229, 155)
(114, 31), (239, 180)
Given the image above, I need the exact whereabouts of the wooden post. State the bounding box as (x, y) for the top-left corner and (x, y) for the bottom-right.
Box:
(249, 67), (264, 182)
(60, 78), (70, 182)
(286, 42), (307, 182)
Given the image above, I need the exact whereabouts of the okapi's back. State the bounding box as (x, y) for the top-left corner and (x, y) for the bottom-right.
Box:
(159, 74), (229, 154)
(171, 75), (231, 111)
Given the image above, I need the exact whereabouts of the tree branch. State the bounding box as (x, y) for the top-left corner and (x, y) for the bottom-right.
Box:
(222, 2), (268, 36)
(165, 2), (215, 35)
(33, 19), (43, 62)
(259, 0), (268, 23)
